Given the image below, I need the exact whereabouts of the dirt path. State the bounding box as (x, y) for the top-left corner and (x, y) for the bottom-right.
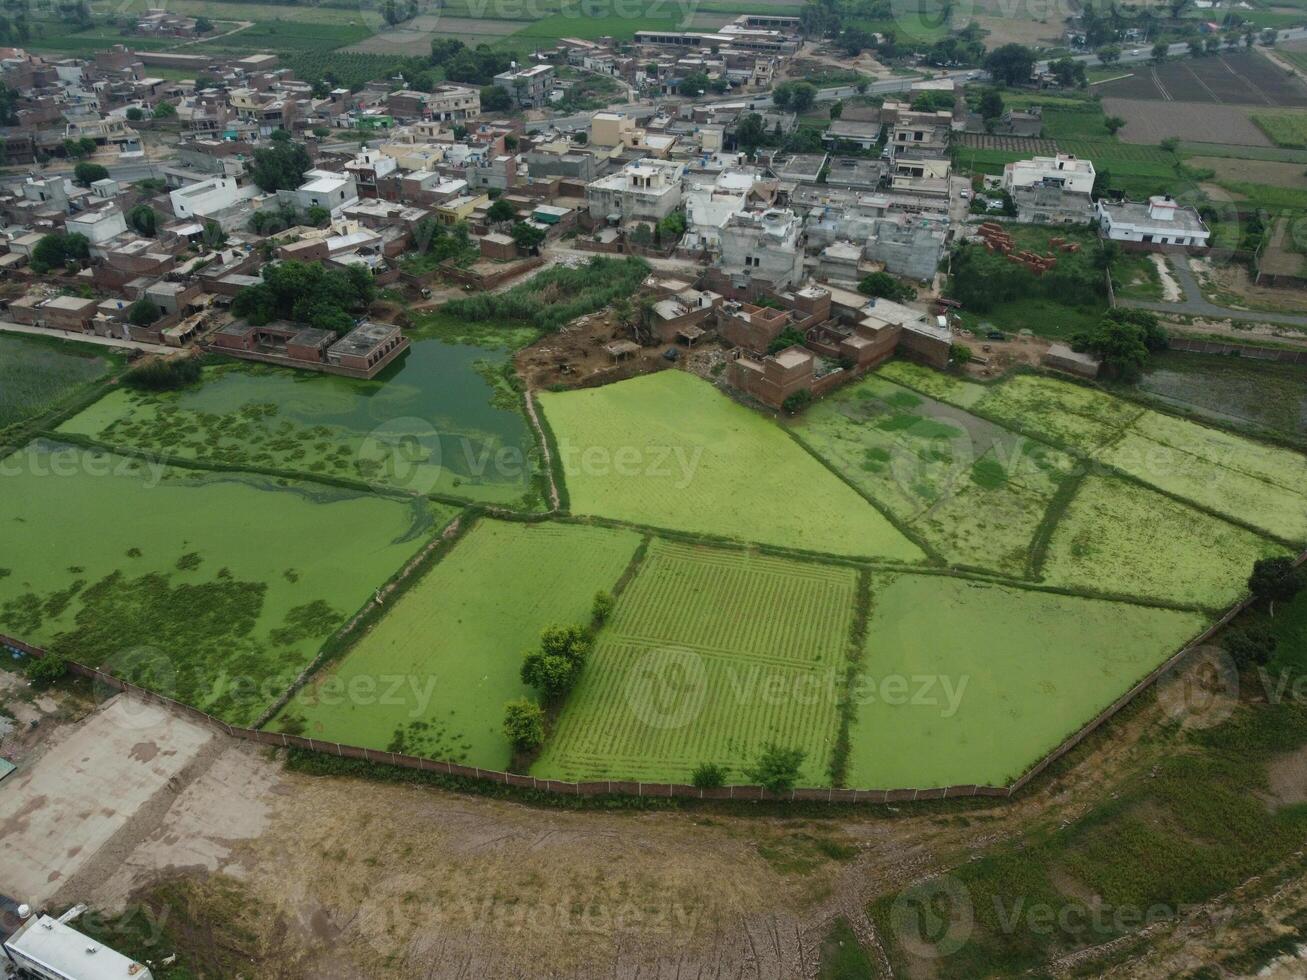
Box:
(521, 391), (561, 511)
(1151, 254), (1184, 302)
(176, 20), (254, 47)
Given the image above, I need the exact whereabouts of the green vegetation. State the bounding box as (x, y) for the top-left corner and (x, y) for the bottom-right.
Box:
(59, 341), (541, 507)
(230, 261), (375, 335)
(533, 540), (857, 786)
(276, 520), (641, 769)
(441, 256), (649, 333)
(537, 371), (926, 561)
(848, 574), (1205, 788)
(818, 918), (875, 980)
(1251, 111), (1307, 148)
(0, 334), (108, 429)
(30, 232), (89, 274)
(0, 441), (446, 725)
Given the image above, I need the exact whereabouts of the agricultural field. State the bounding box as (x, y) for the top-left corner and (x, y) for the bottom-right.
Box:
(532, 540), (857, 786)
(846, 574), (1207, 789)
(537, 371), (926, 562)
(58, 340), (541, 507)
(0, 440), (449, 726)
(790, 375), (1075, 576)
(1095, 50), (1307, 106)
(1039, 475), (1285, 608)
(971, 373), (1144, 454)
(1103, 98), (1276, 147)
(0, 334), (110, 430)
(1124, 349), (1307, 446)
(275, 519), (642, 770)
(1252, 110), (1307, 147)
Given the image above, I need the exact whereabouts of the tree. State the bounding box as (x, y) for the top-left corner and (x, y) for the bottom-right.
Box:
(152, 100), (177, 119)
(250, 136), (311, 193)
(306, 205), (330, 228)
(502, 698), (545, 750)
(829, 99), (843, 120)
(127, 297), (161, 327)
(978, 88), (1004, 120)
(745, 743), (806, 794)
(985, 44), (1036, 86)
(1096, 44), (1122, 64)
(1188, 40), (1205, 59)
(202, 220), (227, 249)
(125, 106), (143, 121)
(735, 112), (767, 154)
(1224, 624), (1277, 669)
(1104, 115), (1126, 135)
(680, 71), (711, 97)
(73, 161), (108, 186)
(857, 271), (916, 303)
(949, 343), (973, 367)
(1091, 166), (1113, 200)
(692, 763), (728, 789)
(1049, 56), (1087, 88)
(521, 624), (591, 699)
(1151, 42), (1169, 62)
(591, 590), (614, 626)
(128, 204), (157, 237)
(1249, 556), (1303, 614)
(30, 232), (89, 273)
(231, 261), (374, 333)
(194, 15), (213, 32)
(486, 198), (517, 224)
(1072, 309), (1166, 382)
(768, 325), (807, 355)
(478, 84), (513, 113)
(511, 221), (546, 253)
(781, 388), (812, 415)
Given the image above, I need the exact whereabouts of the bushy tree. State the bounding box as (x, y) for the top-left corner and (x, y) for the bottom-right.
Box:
(479, 85), (513, 113)
(591, 590), (614, 625)
(1224, 624), (1277, 669)
(767, 325), (807, 355)
(772, 80), (817, 113)
(510, 221), (546, 252)
(152, 100), (177, 119)
(128, 204), (157, 237)
(125, 106), (144, 121)
(127, 297), (161, 326)
(1249, 557), (1303, 613)
(502, 698), (545, 750)
(231, 261), (374, 334)
(978, 88), (1004, 120)
(486, 198), (517, 224)
(692, 763), (728, 789)
(250, 132), (312, 193)
(1073, 308), (1167, 382)
(985, 44), (1036, 86)
(521, 624), (591, 699)
(26, 654), (68, 684)
(73, 161), (108, 185)
(30, 232), (89, 273)
(745, 743), (806, 793)
(858, 271), (916, 302)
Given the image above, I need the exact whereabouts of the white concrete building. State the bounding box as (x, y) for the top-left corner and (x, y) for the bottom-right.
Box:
(1096, 195), (1210, 248)
(681, 168), (759, 253)
(586, 158), (685, 222)
(65, 206), (127, 244)
(5, 911), (154, 980)
(718, 207), (805, 291)
(279, 169), (360, 217)
(169, 175), (254, 219)
(1002, 153), (1095, 196)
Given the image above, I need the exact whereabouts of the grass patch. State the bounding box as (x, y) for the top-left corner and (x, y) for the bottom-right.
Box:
(0, 333), (111, 429)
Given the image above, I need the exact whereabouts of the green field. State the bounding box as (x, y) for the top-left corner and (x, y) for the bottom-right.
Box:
(59, 340), (541, 507)
(1252, 111), (1307, 149)
(790, 375), (1075, 576)
(847, 574), (1206, 789)
(1040, 475), (1284, 609)
(275, 519), (642, 770)
(972, 373), (1143, 454)
(0, 334), (110, 430)
(0, 440), (450, 725)
(538, 371), (926, 562)
(532, 540), (857, 786)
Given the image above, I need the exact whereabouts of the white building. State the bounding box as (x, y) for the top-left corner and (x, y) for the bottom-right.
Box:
(279, 169), (360, 217)
(1096, 195), (1210, 248)
(718, 208), (806, 291)
(1002, 153), (1096, 196)
(5, 910), (154, 980)
(65, 206), (127, 244)
(681, 168), (759, 253)
(169, 175), (254, 219)
(493, 64), (555, 108)
(586, 158), (685, 222)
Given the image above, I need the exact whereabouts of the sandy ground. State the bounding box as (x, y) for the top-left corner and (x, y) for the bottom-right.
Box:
(0, 697), (213, 906)
(1191, 256), (1307, 317)
(1151, 254), (1184, 302)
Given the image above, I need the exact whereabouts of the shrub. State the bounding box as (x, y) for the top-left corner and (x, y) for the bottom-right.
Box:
(745, 743), (806, 794)
(858, 271), (916, 302)
(73, 161), (109, 186)
(503, 698), (546, 750)
(1225, 624), (1277, 669)
(127, 297), (161, 327)
(767, 325), (807, 355)
(949, 343), (973, 367)
(123, 357), (203, 391)
(591, 590), (614, 626)
(521, 624), (592, 699)
(1249, 556), (1303, 610)
(781, 389), (813, 416)
(691, 762), (727, 788)
(26, 654), (68, 684)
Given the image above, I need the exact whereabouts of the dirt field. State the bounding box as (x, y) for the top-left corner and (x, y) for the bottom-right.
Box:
(1103, 98), (1275, 145)
(1191, 254), (1307, 315)
(970, 14), (1064, 49)
(343, 14), (528, 55)
(1189, 154), (1307, 186)
(1095, 50), (1307, 106)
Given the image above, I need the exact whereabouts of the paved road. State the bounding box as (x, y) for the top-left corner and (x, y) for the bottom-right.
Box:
(4, 160), (163, 185)
(0, 320), (173, 354)
(1116, 254), (1307, 328)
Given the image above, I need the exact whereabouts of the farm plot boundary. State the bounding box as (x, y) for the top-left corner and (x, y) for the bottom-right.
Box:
(7, 552), (1298, 802)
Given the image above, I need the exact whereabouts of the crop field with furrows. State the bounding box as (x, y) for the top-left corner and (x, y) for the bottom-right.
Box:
(965, 374), (1144, 454)
(0, 440), (450, 726)
(1039, 475), (1286, 609)
(0, 334), (109, 430)
(59, 341), (540, 508)
(537, 370), (925, 562)
(846, 574), (1207, 789)
(275, 519), (642, 770)
(531, 540), (856, 786)
(790, 376), (1075, 576)
(1094, 51), (1307, 106)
